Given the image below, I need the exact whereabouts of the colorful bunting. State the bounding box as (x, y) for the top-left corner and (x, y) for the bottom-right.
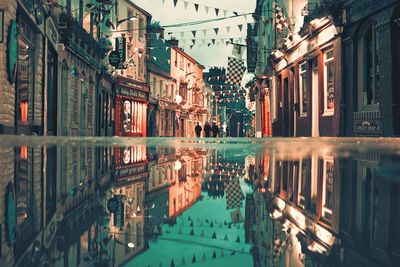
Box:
(194, 3), (199, 12)
(215, 8), (219, 16)
(192, 30), (196, 37)
(214, 28), (219, 35)
(173, 0), (178, 7)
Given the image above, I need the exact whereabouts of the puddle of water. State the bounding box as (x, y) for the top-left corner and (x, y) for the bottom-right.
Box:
(1, 136), (400, 267)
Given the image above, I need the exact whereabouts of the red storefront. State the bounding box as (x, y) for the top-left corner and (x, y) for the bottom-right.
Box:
(115, 76), (149, 137)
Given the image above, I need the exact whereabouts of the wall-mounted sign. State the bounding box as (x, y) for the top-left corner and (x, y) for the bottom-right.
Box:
(109, 51), (121, 67)
(5, 182), (16, 246)
(7, 20), (18, 84)
(107, 196), (121, 213)
(115, 37), (126, 69)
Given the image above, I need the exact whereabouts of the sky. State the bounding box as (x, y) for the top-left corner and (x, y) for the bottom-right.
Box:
(131, 0), (257, 70)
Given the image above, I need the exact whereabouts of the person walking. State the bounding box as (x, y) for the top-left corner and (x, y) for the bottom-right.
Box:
(212, 122), (220, 137)
(195, 122), (202, 138)
(204, 121), (212, 137)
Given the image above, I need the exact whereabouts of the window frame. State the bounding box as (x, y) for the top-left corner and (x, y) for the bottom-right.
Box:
(299, 62), (308, 117)
(323, 48), (335, 116)
(321, 156), (334, 223)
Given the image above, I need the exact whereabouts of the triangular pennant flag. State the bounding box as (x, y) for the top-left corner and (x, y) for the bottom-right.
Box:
(183, 1), (188, 10)
(206, 219), (209, 223)
(166, 47), (169, 51)
(138, 53), (142, 58)
(202, 252), (206, 261)
(224, 233), (228, 240)
(231, 251), (236, 256)
(192, 39), (196, 45)
(226, 26), (231, 33)
(210, 222), (213, 227)
(155, 33), (161, 40)
(238, 24), (243, 31)
(194, 3), (199, 12)
(192, 31), (196, 38)
(168, 59), (171, 64)
(159, 262), (163, 267)
(192, 255), (196, 263)
(211, 232), (217, 239)
(230, 38), (234, 43)
(233, 12), (238, 16)
(153, 56), (157, 61)
(236, 236), (241, 243)
(200, 229), (205, 237)
(208, 43), (211, 47)
(171, 259), (175, 267)
(215, 8), (219, 16)
(244, 14), (248, 21)
(223, 10), (227, 17)
(212, 39), (215, 45)
(181, 257), (186, 265)
(162, 0), (166, 3)
(188, 216), (192, 221)
(189, 228), (194, 235)
(173, 0), (178, 7)
(189, 221), (193, 227)
(189, 45), (194, 50)
(212, 251), (217, 259)
(205, 6), (209, 14)
(214, 28), (219, 35)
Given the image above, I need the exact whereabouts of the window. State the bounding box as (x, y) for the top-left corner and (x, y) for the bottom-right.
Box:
(127, 10), (133, 33)
(271, 77), (277, 121)
(152, 77), (157, 96)
(71, 0), (82, 24)
(121, 145), (147, 164)
(322, 157), (334, 223)
(71, 73), (79, 125)
(87, 79), (93, 127)
(138, 50), (144, 78)
(299, 62), (308, 116)
(164, 83), (168, 98)
(175, 52), (178, 67)
(159, 80), (163, 97)
(324, 49), (335, 115)
(122, 100), (146, 135)
(361, 27), (380, 106)
(139, 17), (144, 39)
(16, 21), (35, 124)
(297, 159), (307, 209)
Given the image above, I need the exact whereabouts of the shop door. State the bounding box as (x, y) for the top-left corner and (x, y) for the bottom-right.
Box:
(312, 59), (320, 137)
(282, 78), (289, 137)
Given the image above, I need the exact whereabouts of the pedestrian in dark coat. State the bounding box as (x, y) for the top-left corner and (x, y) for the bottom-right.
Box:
(204, 121), (212, 137)
(195, 123), (202, 138)
(212, 123), (220, 137)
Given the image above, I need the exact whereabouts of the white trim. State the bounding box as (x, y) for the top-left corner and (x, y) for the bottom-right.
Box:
(299, 62), (308, 117)
(322, 156), (334, 221)
(323, 48), (335, 116)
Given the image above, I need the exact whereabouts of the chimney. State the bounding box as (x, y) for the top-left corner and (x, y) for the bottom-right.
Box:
(168, 38), (179, 47)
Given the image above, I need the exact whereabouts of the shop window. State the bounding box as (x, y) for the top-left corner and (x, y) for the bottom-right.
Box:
(271, 77), (277, 121)
(122, 145), (147, 164)
(87, 147), (92, 179)
(322, 157), (334, 224)
(175, 52), (178, 67)
(299, 62), (308, 116)
(323, 49), (335, 115)
(122, 100), (146, 135)
(16, 33), (35, 123)
(15, 147), (32, 228)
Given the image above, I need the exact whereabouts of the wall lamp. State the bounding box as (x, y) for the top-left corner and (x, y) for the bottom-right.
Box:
(116, 16), (137, 27)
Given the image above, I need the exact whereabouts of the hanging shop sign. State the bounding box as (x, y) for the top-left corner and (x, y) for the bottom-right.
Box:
(7, 20), (18, 85)
(115, 37), (126, 69)
(5, 182), (16, 246)
(109, 51), (121, 67)
(107, 196), (121, 213)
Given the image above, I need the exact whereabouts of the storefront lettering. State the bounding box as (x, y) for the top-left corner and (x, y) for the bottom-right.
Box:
(115, 165), (147, 179)
(354, 120), (381, 133)
(118, 87), (147, 100)
(115, 37), (126, 69)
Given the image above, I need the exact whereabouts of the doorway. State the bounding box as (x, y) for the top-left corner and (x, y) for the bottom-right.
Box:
(312, 59), (319, 137)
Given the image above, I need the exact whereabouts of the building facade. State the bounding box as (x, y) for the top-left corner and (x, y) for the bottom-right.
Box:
(113, 0), (151, 137)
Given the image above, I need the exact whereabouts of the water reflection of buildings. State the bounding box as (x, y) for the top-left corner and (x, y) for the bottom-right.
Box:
(250, 150), (400, 267)
(0, 143), (211, 267)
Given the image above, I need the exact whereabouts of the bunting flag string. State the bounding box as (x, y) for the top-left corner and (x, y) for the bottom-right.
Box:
(159, 0), (248, 18)
(168, 24), (246, 36)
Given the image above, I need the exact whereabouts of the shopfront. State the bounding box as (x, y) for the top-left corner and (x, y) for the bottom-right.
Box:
(115, 76), (149, 137)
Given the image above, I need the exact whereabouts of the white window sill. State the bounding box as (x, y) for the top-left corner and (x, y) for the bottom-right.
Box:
(322, 111), (334, 117)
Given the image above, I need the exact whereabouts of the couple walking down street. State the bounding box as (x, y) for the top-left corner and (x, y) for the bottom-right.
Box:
(195, 122), (220, 137)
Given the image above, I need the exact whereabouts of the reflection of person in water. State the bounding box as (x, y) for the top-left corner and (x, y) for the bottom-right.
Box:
(123, 148), (131, 164)
(123, 101), (131, 133)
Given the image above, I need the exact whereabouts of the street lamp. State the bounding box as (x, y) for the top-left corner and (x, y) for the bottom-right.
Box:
(116, 15), (138, 27)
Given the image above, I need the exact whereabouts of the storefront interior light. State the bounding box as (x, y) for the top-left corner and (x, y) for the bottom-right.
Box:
(127, 242), (135, 248)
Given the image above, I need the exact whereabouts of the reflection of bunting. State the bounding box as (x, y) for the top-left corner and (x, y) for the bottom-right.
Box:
(215, 8), (219, 16)
(173, 0), (178, 7)
(214, 28), (219, 35)
(192, 30), (196, 37)
(194, 3), (199, 12)
(227, 57), (246, 85)
(225, 179), (244, 209)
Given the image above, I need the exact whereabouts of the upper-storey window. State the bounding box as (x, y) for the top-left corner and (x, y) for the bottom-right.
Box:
(299, 62), (308, 116)
(323, 49), (335, 115)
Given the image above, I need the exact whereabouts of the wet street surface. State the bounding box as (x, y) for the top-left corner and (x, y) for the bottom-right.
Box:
(1, 137), (400, 267)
